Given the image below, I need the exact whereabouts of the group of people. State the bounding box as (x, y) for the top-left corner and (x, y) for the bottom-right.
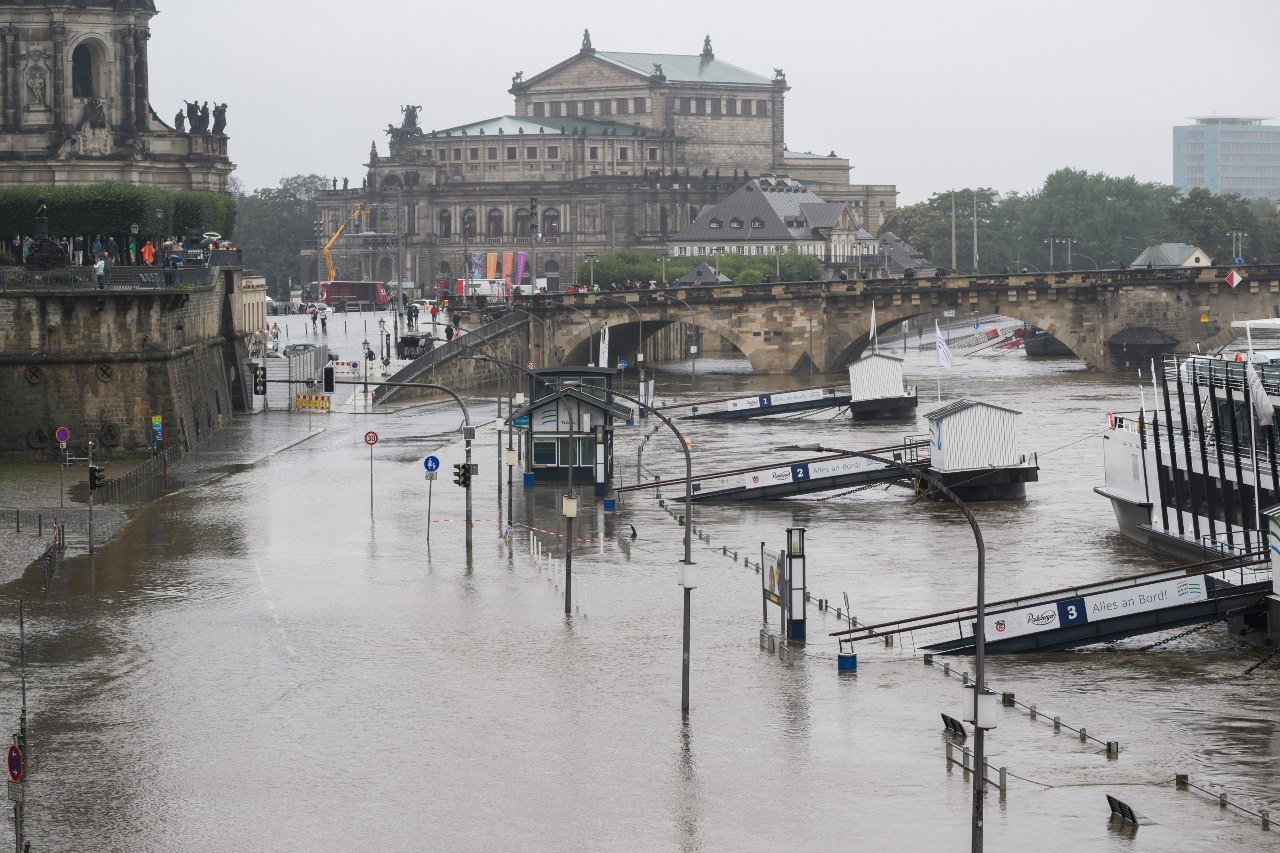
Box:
(562, 280), (675, 293)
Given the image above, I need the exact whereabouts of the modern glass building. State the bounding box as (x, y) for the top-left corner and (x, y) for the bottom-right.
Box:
(1173, 117), (1280, 202)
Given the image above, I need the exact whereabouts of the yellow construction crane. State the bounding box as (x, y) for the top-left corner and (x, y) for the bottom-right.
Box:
(322, 204), (366, 281)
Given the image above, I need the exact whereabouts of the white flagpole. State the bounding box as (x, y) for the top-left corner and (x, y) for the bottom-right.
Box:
(1137, 368), (1151, 506)
(870, 302), (878, 355)
(1247, 322), (1263, 543)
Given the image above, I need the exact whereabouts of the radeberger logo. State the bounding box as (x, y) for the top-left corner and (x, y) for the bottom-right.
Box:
(1026, 610), (1056, 626)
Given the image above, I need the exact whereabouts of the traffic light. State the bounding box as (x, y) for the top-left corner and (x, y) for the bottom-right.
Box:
(253, 365), (267, 396)
(88, 466), (106, 490)
(452, 463), (471, 488)
(322, 364), (335, 393)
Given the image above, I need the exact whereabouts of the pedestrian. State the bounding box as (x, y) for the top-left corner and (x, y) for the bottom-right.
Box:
(141, 241), (155, 266)
(106, 236), (118, 263)
(270, 323), (280, 341)
(128, 238), (137, 265)
(91, 236), (102, 260)
(320, 313), (327, 333)
(445, 325), (455, 341)
(452, 313), (461, 331)
(430, 304), (439, 328)
(310, 305), (318, 329)
(94, 254), (106, 288)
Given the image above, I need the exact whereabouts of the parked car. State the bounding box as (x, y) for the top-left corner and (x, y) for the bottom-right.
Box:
(283, 343), (318, 356)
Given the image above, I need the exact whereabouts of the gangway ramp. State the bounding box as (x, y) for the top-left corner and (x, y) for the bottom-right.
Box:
(831, 551), (1273, 654)
(614, 441), (929, 503)
(668, 386), (852, 421)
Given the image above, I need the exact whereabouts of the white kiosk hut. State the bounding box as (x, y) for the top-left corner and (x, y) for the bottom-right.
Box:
(846, 354), (917, 421)
(923, 400), (1039, 500)
(511, 367), (630, 494)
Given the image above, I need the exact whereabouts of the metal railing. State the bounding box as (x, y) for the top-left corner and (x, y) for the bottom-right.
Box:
(0, 264), (215, 293)
(96, 448), (186, 505)
(374, 310), (528, 406)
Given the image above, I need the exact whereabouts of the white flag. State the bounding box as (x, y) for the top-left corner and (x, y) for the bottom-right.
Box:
(598, 322), (609, 368)
(1245, 359), (1274, 427)
(936, 320), (953, 370)
(870, 302), (877, 352)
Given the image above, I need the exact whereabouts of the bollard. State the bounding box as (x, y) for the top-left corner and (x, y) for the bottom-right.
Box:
(835, 607), (842, 620)
(999, 767), (1007, 799)
(961, 746), (971, 774)
(766, 634), (776, 653)
(1106, 741), (1119, 758)
(1029, 704), (1037, 720)
(38, 514), (42, 536)
(884, 634), (893, 647)
(759, 629), (769, 650)
(733, 551), (738, 561)
(1261, 809), (1269, 831)
(1079, 727), (1087, 743)
(962, 671), (970, 685)
(1053, 716), (1060, 731)
(923, 653), (933, 666)
(943, 662), (951, 676)
(1002, 692), (1015, 707)
(1175, 774), (1188, 790)
(1220, 793), (1228, 809)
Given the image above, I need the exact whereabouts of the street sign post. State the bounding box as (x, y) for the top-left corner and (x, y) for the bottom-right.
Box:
(618, 359), (628, 370)
(365, 431), (379, 513)
(424, 455), (440, 472)
(7, 745), (22, 782)
(56, 426), (71, 508)
(54, 426), (69, 444)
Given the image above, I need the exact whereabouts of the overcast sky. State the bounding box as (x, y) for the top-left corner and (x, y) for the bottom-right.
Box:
(149, 0), (1279, 204)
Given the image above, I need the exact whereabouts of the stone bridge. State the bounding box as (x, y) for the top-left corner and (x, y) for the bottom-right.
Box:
(521, 264), (1280, 373)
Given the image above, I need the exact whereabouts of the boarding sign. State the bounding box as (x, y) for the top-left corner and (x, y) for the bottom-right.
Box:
(984, 575), (1211, 641)
(762, 546), (785, 607)
(741, 455), (889, 490)
(721, 388), (827, 413)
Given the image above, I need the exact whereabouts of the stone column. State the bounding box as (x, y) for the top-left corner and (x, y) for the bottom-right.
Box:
(120, 28), (135, 129)
(50, 22), (65, 128)
(134, 27), (149, 131)
(770, 81), (786, 169)
(0, 26), (16, 130)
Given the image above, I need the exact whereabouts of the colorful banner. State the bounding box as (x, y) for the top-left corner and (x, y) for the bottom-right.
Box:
(516, 252), (528, 288)
(470, 252), (484, 280)
(486, 252), (499, 281)
(502, 252), (514, 289)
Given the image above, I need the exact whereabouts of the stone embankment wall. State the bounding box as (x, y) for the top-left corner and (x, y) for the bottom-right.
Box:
(0, 271), (244, 459)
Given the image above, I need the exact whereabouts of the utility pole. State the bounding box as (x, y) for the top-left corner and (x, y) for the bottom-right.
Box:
(87, 440), (95, 554)
(14, 601), (27, 853)
(564, 395), (575, 615)
(464, 425), (474, 554)
(972, 189), (979, 274)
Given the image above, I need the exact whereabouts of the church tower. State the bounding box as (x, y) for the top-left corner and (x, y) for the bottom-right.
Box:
(0, 0), (233, 190)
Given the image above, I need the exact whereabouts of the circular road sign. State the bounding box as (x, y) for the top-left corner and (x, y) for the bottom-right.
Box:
(7, 745), (22, 782)
(526, 360), (536, 370)
(424, 455), (441, 472)
(364, 431), (379, 446)
(618, 359), (628, 369)
(350, 361), (359, 370)
(54, 426), (70, 444)
(973, 322), (980, 330)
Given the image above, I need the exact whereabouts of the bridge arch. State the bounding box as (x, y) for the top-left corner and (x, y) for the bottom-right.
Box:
(550, 305), (766, 372)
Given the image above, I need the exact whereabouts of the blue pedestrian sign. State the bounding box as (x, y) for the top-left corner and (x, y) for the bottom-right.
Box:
(424, 455), (440, 472)
(618, 359), (628, 369)
(973, 322), (980, 330)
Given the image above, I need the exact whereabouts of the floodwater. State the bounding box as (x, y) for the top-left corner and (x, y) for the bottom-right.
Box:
(2, 322), (1278, 852)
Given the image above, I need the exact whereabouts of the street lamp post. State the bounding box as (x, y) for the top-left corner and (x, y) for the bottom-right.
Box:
(465, 351), (696, 708)
(660, 292), (698, 392)
(792, 442), (992, 852)
(595, 294), (644, 396)
(661, 248), (669, 286)
(1228, 228), (1248, 262)
(361, 338), (371, 395)
(585, 253), (598, 290)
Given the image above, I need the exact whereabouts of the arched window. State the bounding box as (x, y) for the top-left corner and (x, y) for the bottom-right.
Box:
(544, 260), (560, 274)
(380, 175), (402, 191)
(439, 261), (451, 277)
(462, 209), (477, 239)
(542, 208), (560, 237)
(72, 43), (96, 98)
(514, 208), (531, 239)
(487, 208), (503, 238)
(437, 210), (451, 238)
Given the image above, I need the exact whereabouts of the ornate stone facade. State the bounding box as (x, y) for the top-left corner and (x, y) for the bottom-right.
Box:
(317, 34), (896, 290)
(0, 0), (233, 191)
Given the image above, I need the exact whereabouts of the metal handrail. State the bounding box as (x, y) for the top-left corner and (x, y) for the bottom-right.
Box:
(375, 310), (527, 405)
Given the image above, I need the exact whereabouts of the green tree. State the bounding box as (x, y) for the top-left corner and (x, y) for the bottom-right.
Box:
(234, 174), (330, 298)
(1166, 187), (1258, 263)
